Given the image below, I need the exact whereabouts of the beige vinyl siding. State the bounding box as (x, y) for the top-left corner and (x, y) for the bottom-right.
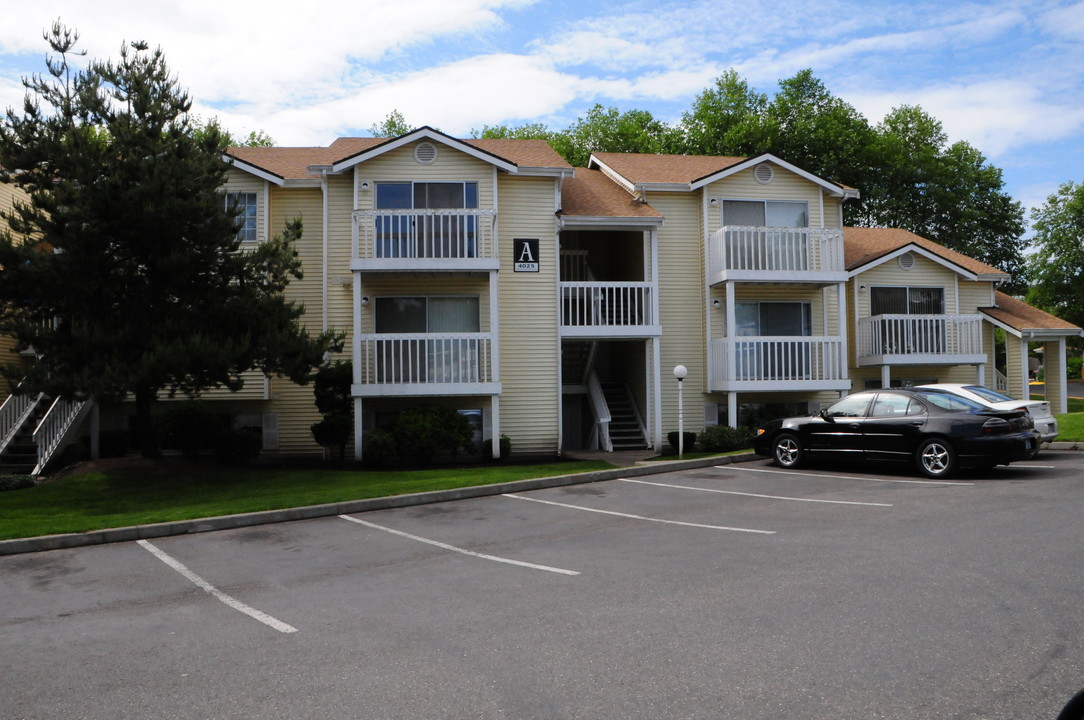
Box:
(353, 142), (495, 210)
(326, 173), (355, 336)
(262, 185), (326, 454)
(222, 170), (267, 243)
(957, 280), (994, 314)
(703, 166), (838, 233)
(651, 192), (706, 435)
(497, 175), (560, 454)
(852, 254), (960, 318)
(0, 182), (30, 394)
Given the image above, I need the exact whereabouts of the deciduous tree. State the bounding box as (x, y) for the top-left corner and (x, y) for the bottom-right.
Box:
(1026, 181), (1084, 330)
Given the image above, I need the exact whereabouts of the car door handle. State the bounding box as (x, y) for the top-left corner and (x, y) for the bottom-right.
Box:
(910, 420), (924, 426)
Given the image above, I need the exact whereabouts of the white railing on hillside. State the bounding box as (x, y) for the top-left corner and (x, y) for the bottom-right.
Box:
(708, 226), (845, 276)
(710, 337), (845, 385)
(857, 314), (984, 359)
(560, 282), (655, 328)
(0, 391), (45, 454)
(32, 396), (88, 475)
(353, 209), (497, 261)
(358, 333), (493, 385)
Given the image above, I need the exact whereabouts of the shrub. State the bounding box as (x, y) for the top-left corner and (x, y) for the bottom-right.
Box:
(699, 424), (756, 453)
(483, 434), (512, 461)
(159, 401), (224, 458)
(214, 427), (262, 465)
(667, 431), (698, 452)
(1068, 356), (1083, 380)
(363, 429), (397, 467)
(0, 474), (36, 492)
(393, 406), (474, 463)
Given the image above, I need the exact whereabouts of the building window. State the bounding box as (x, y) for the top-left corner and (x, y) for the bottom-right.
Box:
(374, 182), (480, 259)
(870, 286), (944, 316)
(225, 192), (258, 242)
(374, 296), (480, 333)
(722, 200), (808, 228)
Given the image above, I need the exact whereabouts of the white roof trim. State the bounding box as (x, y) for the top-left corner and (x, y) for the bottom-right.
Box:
(847, 243), (1009, 282)
(558, 215), (665, 230)
(331, 127), (518, 174)
(223, 154), (285, 186)
(689, 153), (860, 199)
(981, 313), (1084, 339)
(587, 155), (637, 195)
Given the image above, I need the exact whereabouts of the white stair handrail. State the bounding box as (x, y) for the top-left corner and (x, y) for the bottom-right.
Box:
(31, 396), (90, 475)
(586, 372), (612, 452)
(0, 390), (46, 454)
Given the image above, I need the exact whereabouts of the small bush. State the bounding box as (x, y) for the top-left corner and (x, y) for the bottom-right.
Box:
(363, 429), (397, 467)
(667, 431), (698, 452)
(214, 427), (262, 465)
(393, 406), (474, 463)
(159, 401), (224, 458)
(483, 434), (512, 461)
(0, 474), (36, 492)
(699, 424), (755, 453)
(1068, 356), (1083, 380)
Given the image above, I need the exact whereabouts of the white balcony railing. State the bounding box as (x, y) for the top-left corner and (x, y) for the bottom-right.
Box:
(357, 333), (493, 387)
(708, 226), (845, 279)
(353, 209), (497, 262)
(856, 314), (985, 364)
(709, 336), (846, 390)
(560, 282), (655, 329)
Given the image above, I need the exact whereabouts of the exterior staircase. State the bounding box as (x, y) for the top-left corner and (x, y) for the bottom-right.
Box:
(0, 390), (93, 475)
(600, 382), (649, 450)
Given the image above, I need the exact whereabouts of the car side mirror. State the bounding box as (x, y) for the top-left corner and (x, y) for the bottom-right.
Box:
(820, 408), (834, 422)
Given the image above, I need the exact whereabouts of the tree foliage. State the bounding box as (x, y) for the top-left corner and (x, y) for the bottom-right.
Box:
(0, 23), (340, 456)
(1025, 181), (1084, 330)
(369, 110), (413, 137)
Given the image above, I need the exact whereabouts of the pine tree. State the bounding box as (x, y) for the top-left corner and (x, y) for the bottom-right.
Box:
(0, 23), (340, 456)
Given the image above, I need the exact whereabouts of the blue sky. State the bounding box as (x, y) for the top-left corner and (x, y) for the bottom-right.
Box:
(1, 0), (1082, 218)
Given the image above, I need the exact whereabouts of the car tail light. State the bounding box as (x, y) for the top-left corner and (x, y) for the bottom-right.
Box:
(982, 417), (1012, 434)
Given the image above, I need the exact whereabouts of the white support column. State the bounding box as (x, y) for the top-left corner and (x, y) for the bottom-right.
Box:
(652, 336), (662, 450)
(491, 395), (501, 459)
(353, 274), (364, 462)
(1058, 337), (1068, 415)
(976, 363), (985, 388)
(727, 392), (738, 429)
(725, 282), (736, 386)
(881, 364), (891, 390)
(354, 398), (364, 463)
(837, 282), (849, 383)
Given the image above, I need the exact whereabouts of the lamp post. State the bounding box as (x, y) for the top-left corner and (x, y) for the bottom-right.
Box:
(673, 364), (688, 458)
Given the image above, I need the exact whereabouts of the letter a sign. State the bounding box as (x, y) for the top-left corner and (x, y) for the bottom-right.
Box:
(514, 238), (540, 273)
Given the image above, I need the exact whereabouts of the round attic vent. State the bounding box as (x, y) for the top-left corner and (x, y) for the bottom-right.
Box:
(898, 252), (916, 270)
(754, 163), (774, 184)
(414, 142), (438, 165)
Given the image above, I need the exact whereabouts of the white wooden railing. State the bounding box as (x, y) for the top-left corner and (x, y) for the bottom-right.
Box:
(353, 209), (497, 261)
(358, 333), (493, 385)
(857, 314), (984, 360)
(708, 226), (845, 277)
(32, 396), (89, 475)
(560, 282), (654, 328)
(586, 372), (612, 452)
(0, 390), (44, 454)
(709, 337), (845, 386)
(994, 368), (1009, 393)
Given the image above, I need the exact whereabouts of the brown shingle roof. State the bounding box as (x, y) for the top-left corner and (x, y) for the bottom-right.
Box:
(226, 136), (570, 181)
(591, 152), (747, 185)
(560, 168), (663, 219)
(844, 226), (1008, 278)
(981, 292), (1082, 333)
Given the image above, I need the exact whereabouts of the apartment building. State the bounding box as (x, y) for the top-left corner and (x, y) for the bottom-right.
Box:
(1, 127), (1080, 469)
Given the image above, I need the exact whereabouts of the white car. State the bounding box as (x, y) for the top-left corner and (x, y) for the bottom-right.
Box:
(914, 384), (1058, 443)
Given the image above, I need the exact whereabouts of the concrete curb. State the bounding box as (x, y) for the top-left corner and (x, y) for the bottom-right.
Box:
(0, 453), (758, 556)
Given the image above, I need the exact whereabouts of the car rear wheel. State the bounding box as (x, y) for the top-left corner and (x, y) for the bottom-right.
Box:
(773, 433), (803, 469)
(916, 438), (956, 478)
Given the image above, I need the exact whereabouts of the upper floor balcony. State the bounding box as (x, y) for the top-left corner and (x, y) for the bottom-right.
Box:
(708, 226), (846, 285)
(856, 314), (986, 366)
(352, 209), (499, 272)
(559, 281), (661, 338)
(352, 332), (500, 397)
(708, 336), (850, 392)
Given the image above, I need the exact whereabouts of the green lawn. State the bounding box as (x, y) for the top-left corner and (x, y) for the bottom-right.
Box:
(0, 459), (613, 541)
(1055, 413), (1084, 442)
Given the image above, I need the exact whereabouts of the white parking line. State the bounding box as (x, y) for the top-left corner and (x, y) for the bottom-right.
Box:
(720, 465), (974, 486)
(502, 494), (776, 534)
(1012, 464), (1058, 469)
(137, 539), (298, 634)
(620, 478), (892, 506)
(337, 515), (579, 576)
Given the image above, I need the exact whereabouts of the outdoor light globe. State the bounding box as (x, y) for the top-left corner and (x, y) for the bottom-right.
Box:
(673, 364), (688, 381)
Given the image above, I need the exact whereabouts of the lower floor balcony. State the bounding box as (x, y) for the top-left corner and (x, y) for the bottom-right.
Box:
(856, 314), (986, 366)
(709, 336), (849, 392)
(559, 281), (660, 338)
(353, 333), (500, 397)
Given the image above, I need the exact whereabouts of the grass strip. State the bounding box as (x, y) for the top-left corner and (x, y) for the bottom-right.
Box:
(0, 460), (613, 541)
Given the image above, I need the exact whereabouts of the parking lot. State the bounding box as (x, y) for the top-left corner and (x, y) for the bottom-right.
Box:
(3, 453), (1084, 719)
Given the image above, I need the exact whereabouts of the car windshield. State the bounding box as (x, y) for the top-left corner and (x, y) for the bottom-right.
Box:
(964, 385), (1014, 403)
(915, 391), (986, 413)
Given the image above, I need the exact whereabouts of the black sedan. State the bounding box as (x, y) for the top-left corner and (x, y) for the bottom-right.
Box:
(752, 389), (1041, 478)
